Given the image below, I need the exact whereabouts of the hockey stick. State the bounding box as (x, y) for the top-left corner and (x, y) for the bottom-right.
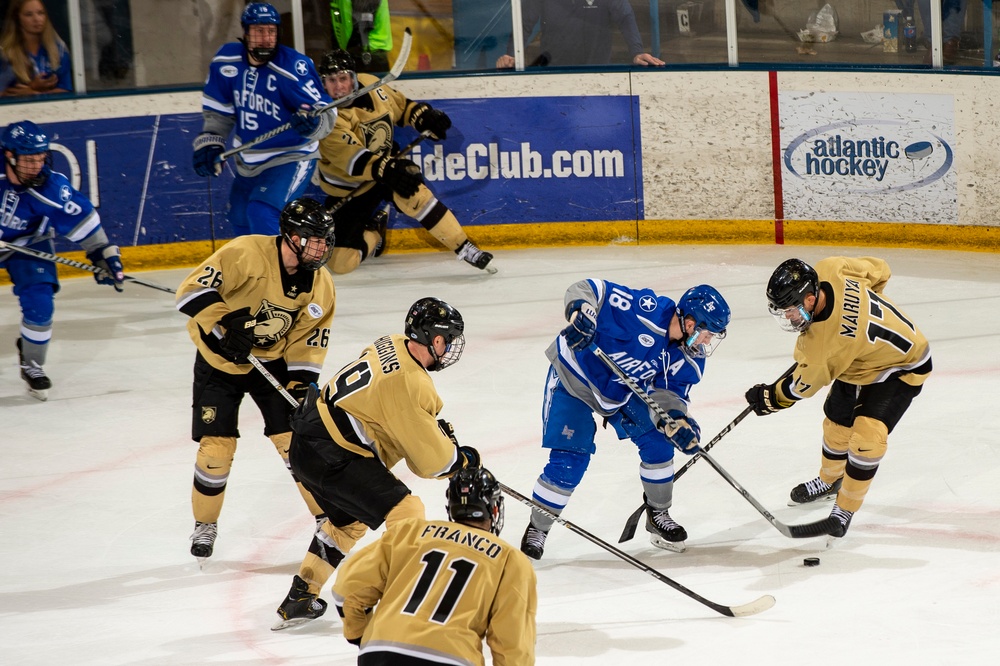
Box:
(498, 482), (775, 618)
(619, 362), (799, 542)
(218, 28), (413, 163)
(0, 240), (176, 294)
(246, 354), (299, 407)
(590, 345), (820, 539)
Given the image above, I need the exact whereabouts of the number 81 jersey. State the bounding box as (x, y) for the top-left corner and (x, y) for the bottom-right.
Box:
(779, 256), (931, 403)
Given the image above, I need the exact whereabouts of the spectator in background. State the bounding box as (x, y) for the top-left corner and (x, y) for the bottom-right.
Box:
(330, 0), (391, 73)
(496, 0), (664, 68)
(914, 0), (967, 64)
(0, 0), (72, 96)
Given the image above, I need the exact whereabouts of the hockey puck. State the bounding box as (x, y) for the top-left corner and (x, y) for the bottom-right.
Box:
(803, 557), (820, 567)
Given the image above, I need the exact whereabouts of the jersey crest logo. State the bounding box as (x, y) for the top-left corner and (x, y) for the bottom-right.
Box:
(201, 406), (217, 424)
(638, 295), (657, 312)
(295, 60), (308, 76)
(59, 184), (72, 202)
(252, 300), (298, 348)
(638, 333), (655, 347)
(361, 115), (393, 154)
(308, 303), (324, 319)
(220, 65), (238, 77)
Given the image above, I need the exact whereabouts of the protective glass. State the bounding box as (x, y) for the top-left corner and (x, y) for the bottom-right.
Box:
(768, 302), (812, 333)
(683, 327), (726, 358)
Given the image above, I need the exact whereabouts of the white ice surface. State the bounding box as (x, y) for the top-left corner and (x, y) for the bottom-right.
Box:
(2, 244), (998, 665)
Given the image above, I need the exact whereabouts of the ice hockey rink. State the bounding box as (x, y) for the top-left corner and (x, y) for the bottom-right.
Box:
(1, 243), (997, 665)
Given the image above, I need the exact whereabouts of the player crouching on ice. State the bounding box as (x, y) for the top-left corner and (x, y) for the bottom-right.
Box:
(520, 280), (730, 558)
(313, 49), (496, 274)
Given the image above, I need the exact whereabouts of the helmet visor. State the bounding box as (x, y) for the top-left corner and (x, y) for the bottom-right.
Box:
(768, 302), (812, 333)
(683, 327), (726, 358)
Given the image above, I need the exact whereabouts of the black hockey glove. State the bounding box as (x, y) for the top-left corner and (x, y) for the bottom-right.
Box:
(372, 155), (423, 198)
(87, 244), (125, 292)
(438, 419), (459, 445)
(411, 103), (451, 141)
(561, 299), (598, 351)
(218, 307), (256, 363)
(192, 133), (225, 177)
(459, 445), (481, 468)
(286, 381), (313, 404)
(745, 382), (789, 416)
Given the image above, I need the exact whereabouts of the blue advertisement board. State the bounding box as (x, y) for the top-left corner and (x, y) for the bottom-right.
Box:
(37, 95), (641, 250)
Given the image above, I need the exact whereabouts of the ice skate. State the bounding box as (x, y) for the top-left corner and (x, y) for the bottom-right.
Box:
(272, 575), (328, 630)
(17, 339), (51, 401)
(456, 240), (497, 274)
(826, 505), (854, 540)
(520, 524), (548, 560)
(645, 504), (687, 553)
(788, 476), (842, 506)
(190, 521), (217, 564)
(366, 208), (389, 258)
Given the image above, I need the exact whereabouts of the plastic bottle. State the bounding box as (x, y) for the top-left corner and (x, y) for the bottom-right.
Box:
(903, 16), (916, 53)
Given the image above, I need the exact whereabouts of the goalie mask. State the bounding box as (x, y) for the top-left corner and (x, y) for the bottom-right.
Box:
(2, 120), (53, 189)
(676, 284), (730, 358)
(404, 297), (465, 371)
(241, 3), (281, 64)
(318, 49), (358, 98)
(766, 259), (818, 333)
(446, 466), (504, 536)
(279, 198), (336, 271)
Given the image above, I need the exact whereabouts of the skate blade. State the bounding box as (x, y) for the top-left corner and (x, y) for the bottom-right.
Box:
(195, 556), (210, 570)
(787, 494), (837, 507)
(271, 615), (319, 631)
(27, 387), (48, 401)
(483, 264), (498, 275)
(649, 535), (687, 553)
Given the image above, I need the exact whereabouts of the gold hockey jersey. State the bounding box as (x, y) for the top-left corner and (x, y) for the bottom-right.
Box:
(175, 235), (336, 381)
(315, 333), (461, 478)
(776, 256), (931, 404)
(333, 517), (537, 666)
(315, 73), (423, 197)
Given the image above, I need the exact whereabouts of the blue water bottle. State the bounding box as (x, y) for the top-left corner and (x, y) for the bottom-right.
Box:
(903, 16), (916, 53)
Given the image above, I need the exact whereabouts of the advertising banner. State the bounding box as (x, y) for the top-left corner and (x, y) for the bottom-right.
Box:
(29, 95), (642, 250)
(779, 91), (956, 224)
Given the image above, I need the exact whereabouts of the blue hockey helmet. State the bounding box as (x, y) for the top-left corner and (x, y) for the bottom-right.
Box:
(2, 120), (52, 188)
(676, 284), (731, 358)
(241, 3), (281, 63)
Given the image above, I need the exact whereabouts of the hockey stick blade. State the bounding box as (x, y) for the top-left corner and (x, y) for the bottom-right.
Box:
(500, 482), (775, 617)
(0, 240), (176, 294)
(219, 28), (413, 162)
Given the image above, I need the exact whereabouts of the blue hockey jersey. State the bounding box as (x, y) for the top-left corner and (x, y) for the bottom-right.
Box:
(1, 170), (102, 249)
(200, 42), (333, 173)
(545, 279), (706, 416)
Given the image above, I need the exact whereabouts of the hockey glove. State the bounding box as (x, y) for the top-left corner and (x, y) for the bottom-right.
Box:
(745, 382), (789, 416)
(289, 107), (322, 137)
(218, 307), (257, 363)
(192, 133), (225, 177)
(287, 381), (314, 405)
(561, 299), (598, 351)
(87, 244), (125, 292)
(438, 419), (459, 446)
(660, 409), (700, 454)
(459, 445), (481, 468)
(372, 155), (423, 198)
(411, 104), (451, 141)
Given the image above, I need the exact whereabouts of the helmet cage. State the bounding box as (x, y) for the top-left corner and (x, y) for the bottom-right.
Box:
(446, 467), (505, 536)
(3, 121), (52, 188)
(241, 3), (281, 64)
(279, 198), (336, 271)
(405, 298), (465, 371)
(318, 50), (359, 96)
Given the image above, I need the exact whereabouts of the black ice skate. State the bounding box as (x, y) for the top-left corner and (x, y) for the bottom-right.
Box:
(645, 503), (687, 553)
(366, 208), (389, 258)
(826, 505), (854, 540)
(272, 575), (328, 631)
(456, 240), (497, 274)
(520, 524), (549, 560)
(788, 477), (842, 506)
(190, 521), (217, 563)
(17, 339), (51, 401)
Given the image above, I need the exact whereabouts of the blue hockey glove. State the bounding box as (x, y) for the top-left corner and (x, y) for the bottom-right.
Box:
(290, 107), (322, 137)
(411, 104), (451, 141)
(561, 299), (598, 351)
(87, 244), (125, 292)
(192, 133), (225, 177)
(218, 307), (257, 363)
(660, 409), (700, 454)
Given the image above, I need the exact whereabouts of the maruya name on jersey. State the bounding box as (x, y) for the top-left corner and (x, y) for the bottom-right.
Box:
(420, 523), (504, 559)
(411, 142), (625, 182)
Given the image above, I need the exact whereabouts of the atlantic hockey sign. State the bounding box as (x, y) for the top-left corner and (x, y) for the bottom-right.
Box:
(779, 92), (956, 224)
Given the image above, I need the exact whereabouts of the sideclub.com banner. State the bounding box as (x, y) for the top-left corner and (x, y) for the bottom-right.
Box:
(36, 95), (642, 251)
(780, 91), (957, 225)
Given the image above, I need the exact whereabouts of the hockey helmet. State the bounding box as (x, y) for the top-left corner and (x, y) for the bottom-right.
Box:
(446, 466), (505, 536)
(766, 259), (819, 333)
(404, 297), (465, 371)
(318, 50), (358, 96)
(241, 3), (281, 64)
(279, 197), (336, 271)
(2, 120), (52, 188)
(676, 284), (730, 358)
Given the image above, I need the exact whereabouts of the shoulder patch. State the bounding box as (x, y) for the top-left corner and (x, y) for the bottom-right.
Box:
(59, 184), (72, 202)
(308, 303), (323, 319)
(220, 65), (238, 77)
(638, 333), (656, 348)
(638, 295), (658, 312)
(294, 60), (308, 76)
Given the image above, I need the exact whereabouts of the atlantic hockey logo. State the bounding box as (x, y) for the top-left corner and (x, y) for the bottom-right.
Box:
(251, 300), (298, 348)
(220, 65), (238, 77)
(638, 333), (655, 347)
(307, 303), (323, 319)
